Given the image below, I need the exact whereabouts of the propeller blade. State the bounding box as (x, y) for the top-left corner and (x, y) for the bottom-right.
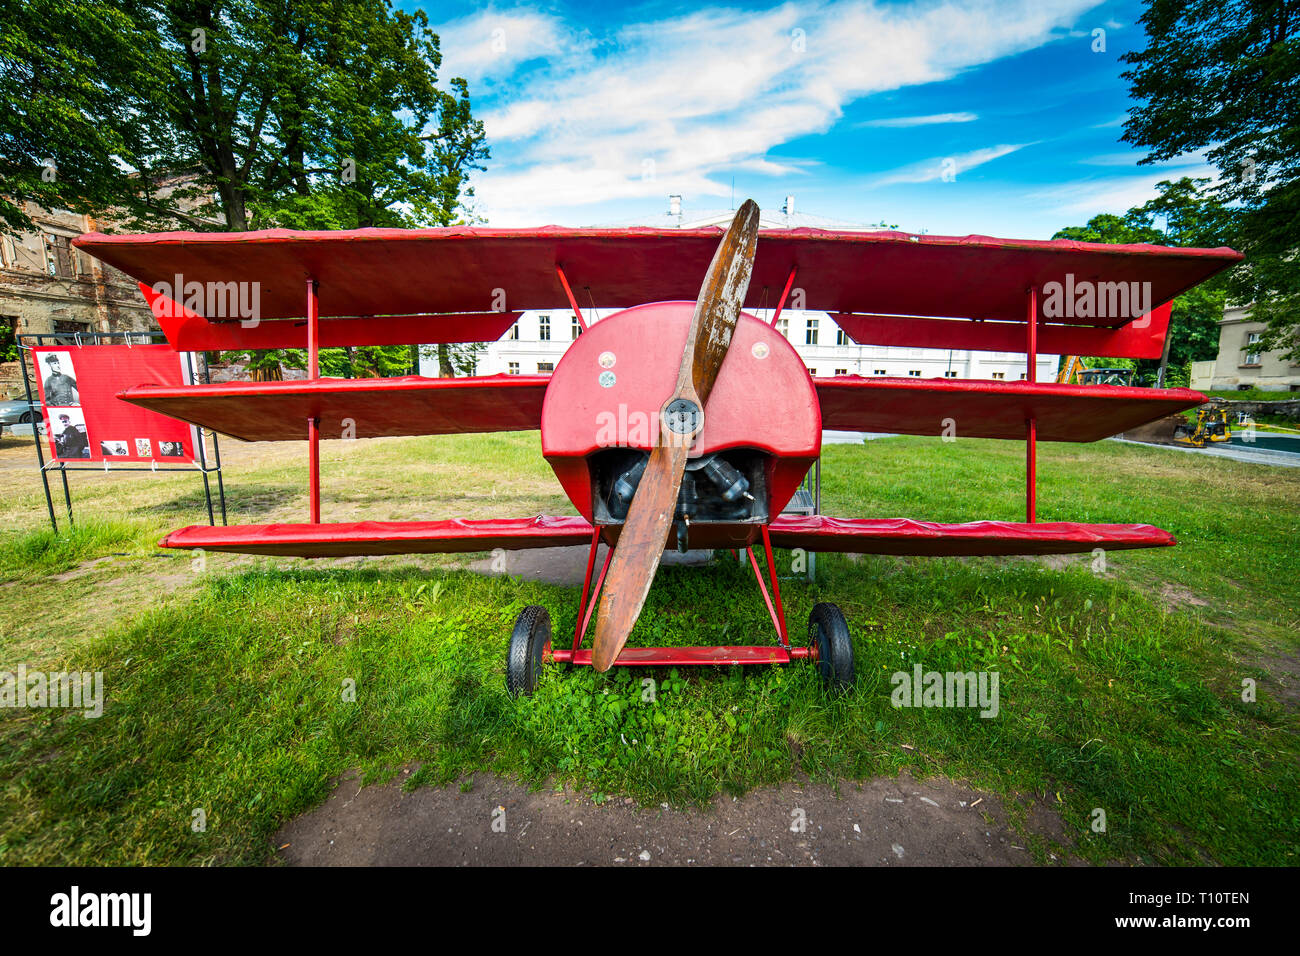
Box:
(678, 199), (761, 408)
(589, 441), (692, 672)
(590, 200), (761, 672)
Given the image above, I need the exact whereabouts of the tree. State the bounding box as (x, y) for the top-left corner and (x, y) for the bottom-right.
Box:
(421, 342), (485, 377)
(4, 3), (490, 378)
(1121, 0), (1299, 359)
(135, 0), (488, 231)
(1053, 178), (1232, 381)
(139, 1), (489, 376)
(0, 0), (165, 231)
(218, 348), (305, 381)
(319, 345), (413, 378)
(3, 1), (488, 235)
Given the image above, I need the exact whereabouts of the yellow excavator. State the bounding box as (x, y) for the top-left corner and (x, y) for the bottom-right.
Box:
(1058, 357), (1136, 387)
(1057, 356), (1085, 384)
(1173, 406), (1233, 447)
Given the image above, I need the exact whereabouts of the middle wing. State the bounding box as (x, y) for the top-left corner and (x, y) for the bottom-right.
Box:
(119, 375), (549, 441)
(814, 375), (1203, 442)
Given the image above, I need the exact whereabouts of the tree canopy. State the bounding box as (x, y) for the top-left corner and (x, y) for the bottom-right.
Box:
(1053, 177), (1232, 382)
(1121, 0), (1299, 359)
(3, 1), (489, 376)
(1, 0), (488, 233)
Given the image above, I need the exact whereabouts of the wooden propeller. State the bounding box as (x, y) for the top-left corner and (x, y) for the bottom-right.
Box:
(590, 200), (761, 672)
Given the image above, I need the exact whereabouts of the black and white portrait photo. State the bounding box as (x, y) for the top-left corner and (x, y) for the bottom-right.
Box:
(52, 410), (89, 459)
(39, 351), (80, 407)
(100, 440), (129, 457)
(158, 441), (185, 457)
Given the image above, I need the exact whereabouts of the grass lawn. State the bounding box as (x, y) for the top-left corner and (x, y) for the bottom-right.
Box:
(0, 430), (1296, 866)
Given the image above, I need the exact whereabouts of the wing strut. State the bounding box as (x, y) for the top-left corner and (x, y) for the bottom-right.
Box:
(769, 265), (798, 328)
(307, 279), (321, 522)
(1026, 285), (1037, 523)
(555, 264), (589, 332)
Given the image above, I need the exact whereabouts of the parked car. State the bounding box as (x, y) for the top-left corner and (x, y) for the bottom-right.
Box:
(0, 398), (42, 434)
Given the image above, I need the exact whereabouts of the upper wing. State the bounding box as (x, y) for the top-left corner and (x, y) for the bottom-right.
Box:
(119, 375), (549, 441)
(74, 227), (1240, 332)
(134, 282), (520, 351)
(814, 376), (1205, 442)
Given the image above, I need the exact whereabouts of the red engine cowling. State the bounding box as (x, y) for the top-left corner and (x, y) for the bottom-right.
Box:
(541, 301), (821, 548)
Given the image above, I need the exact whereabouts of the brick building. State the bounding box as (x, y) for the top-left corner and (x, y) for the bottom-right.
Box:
(0, 203), (158, 398)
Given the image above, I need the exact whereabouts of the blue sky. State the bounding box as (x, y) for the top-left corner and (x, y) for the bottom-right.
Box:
(403, 0), (1212, 237)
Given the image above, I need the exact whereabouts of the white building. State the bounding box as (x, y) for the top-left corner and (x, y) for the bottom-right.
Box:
(421, 199), (1056, 382)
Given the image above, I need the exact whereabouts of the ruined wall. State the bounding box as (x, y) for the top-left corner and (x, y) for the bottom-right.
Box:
(0, 203), (156, 397)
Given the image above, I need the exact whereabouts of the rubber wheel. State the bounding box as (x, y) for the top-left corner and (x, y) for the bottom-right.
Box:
(506, 605), (550, 698)
(809, 602), (854, 693)
(19, 412), (33, 424)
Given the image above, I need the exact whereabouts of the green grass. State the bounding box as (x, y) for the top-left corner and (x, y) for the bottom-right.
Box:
(1202, 387), (1300, 406)
(0, 432), (1297, 865)
(0, 520), (147, 580)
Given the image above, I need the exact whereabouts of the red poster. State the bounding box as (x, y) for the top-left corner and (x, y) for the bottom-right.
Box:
(32, 345), (198, 464)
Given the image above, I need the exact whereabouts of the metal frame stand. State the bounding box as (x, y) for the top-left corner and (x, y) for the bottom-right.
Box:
(549, 524), (811, 668)
(16, 332), (226, 531)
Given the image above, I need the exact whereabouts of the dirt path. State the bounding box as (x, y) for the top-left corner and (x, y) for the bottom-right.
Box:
(274, 770), (1077, 866)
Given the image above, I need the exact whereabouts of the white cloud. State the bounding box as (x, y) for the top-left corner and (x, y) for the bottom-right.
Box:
(1031, 160), (1218, 218)
(434, 9), (577, 84)
(444, 0), (1105, 224)
(859, 111), (979, 127)
(870, 143), (1029, 186)
(1077, 152), (1150, 167)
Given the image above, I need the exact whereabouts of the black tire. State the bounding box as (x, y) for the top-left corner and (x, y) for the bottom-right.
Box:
(808, 602), (854, 693)
(19, 411), (33, 424)
(506, 605), (550, 698)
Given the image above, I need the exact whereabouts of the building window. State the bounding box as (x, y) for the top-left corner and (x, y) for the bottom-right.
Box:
(537, 361), (554, 373)
(805, 317), (819, 345)
(1019, 372), (1027, 379)
(873, 368), (887, 375)
(507, 323), (519, 340)
(507, 362), (519, 375)
(45, 234), (68, 276)
(992, 372), (1006, 380)
(538, 314), (551, 341)
(571, 315), (582, 339)
(0, 235), (15, 268)
(836, 328), (849, 345)
(944, 370), (958, 378)
(1244, 331), (1261, 365)
(908, 370), (921, 376)
(776, 317), (788, 338)
(834, 368), (848, 376)
(807, 368), (818, 376)
(52, 319), (89, 345)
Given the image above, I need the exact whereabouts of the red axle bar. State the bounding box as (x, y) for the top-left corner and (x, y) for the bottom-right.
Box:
(552, 646), (810, 666)
(564, 524), (793, 666)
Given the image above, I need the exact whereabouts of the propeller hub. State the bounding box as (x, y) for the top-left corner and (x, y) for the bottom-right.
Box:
(662, 397), (702, 439)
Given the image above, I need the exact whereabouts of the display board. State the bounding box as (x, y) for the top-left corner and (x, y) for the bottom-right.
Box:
(31, 344), (199, 463)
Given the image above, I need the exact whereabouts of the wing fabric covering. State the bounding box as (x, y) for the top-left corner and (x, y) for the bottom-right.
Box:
(118, 375), (549, 441)
(814, 377), (1206, 441)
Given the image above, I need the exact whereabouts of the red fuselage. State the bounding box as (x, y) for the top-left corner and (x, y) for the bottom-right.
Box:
(540, 301), (821, 549)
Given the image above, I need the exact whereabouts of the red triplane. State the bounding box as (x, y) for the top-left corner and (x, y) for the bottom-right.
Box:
(74, 203), (1240, 694)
